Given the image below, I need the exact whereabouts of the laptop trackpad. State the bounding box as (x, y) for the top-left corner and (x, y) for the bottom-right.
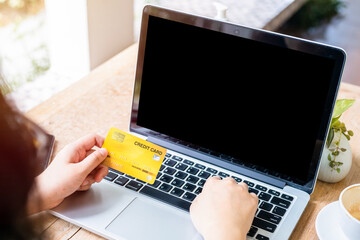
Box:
(106, 198), (201, 240)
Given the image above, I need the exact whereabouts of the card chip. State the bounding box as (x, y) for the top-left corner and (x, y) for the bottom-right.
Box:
(112, 131), (125, 142)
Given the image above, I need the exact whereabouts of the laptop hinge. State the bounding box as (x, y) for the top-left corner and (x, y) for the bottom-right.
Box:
(147, 136), (286, 189)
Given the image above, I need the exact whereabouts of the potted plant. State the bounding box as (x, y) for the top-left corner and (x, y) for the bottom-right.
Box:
(287, 0), (346, 30)
(318, 99), (355, 183)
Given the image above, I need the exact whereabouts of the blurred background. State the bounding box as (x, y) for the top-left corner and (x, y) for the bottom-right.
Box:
(0, 0), (358, 112)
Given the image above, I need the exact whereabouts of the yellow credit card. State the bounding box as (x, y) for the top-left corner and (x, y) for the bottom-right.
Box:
(102, 127), (167, 184)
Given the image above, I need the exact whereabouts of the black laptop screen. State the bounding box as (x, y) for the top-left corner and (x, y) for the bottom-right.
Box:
(133, 14), (342, 186)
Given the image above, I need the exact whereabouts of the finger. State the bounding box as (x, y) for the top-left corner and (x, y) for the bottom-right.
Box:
(94, 165), (109, 182)
(78, 148), (108, 176)
(81, 175), (95, 186)
(250, 192), (259, 204)
(238, 182), (249, 191)
(85, 149), (96, 158)
(223, 177), (236, 184)
(74, 134), (105, 152)
(250, 192), (258, 199)
(78, 183), (93, 191)
(203, 176), (220, 188)
(189, 195), (200, 213)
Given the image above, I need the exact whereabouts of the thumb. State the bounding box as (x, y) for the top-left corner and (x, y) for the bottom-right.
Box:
(79, 148), (108, 175)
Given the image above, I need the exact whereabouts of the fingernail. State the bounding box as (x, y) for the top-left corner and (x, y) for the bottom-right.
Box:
(99, 148), (107, 156)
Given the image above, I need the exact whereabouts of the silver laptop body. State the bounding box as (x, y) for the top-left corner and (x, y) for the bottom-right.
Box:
(50, 5), (346, 240)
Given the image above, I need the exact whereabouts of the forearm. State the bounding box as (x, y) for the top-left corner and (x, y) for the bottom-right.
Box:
(26, 174), (62, 215)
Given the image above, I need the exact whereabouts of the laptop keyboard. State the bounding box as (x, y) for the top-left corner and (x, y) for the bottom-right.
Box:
(104, 152), (296, 239)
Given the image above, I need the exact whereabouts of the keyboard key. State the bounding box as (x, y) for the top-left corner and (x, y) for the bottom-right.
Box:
(249, 188), (259, 195)
(182, 192), (196, 202)
(197, 179), (206, 186)
(252, 217), (277, 233)
(125, 180), (143, 191)
(110, 168), (125, 175)
(198, 171), (211, 179)
(171, 179), (185, 187)
(231, 176), (242, 182)
(281, 193), (294, 201)
(194, 163), (206, 169)
(165, 153), (172, 158)
(194, 187), (203, 195)
(256, 234), (269, 240)
(186, 175), (199, 184)
(271, 196), (291, 209)
(163, 167), (176, 175)
(219, 172), (230, 178)
(156, 172), (162, 179)
(257, 210), (282, 224)
(206, 167), (218, 174)
(159, 183), (172, 192)
(164, 159), (177, 167)
(259, 202), (273, 211)
(170, 187), (185, 197)
(186, 167), (200, 175)
(268, 189), (280, 196)
(175, 171), (188, 180)
(140, 186), (191, 211)
(172, 155), (183, 161)
(160, 174), (173, 183)
(247, 226), (258, 237)
(125, 174), (135, 179)
(183, 159), (194, 165)
(255, 185), (267, 192)
(259, 192), (271, 201)
(273, 206), (286, 216)
(244, 180), (255, 187)
(105, 172), (118, 181)
(136, 179), (146, 184)
(183, 183), (196, 192)
(175, 163), (188, 171)
(114, 176), (129, 186)
(149, 180), (161, 188)
(159, 165), (165, 171)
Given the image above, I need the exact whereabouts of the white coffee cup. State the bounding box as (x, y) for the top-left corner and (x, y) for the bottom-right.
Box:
(339, 183), (360, 239)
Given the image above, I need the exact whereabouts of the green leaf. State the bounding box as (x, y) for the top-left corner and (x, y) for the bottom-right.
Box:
(328, 153), (332, 161)
(327, 128), (334, 147)
(336, 168), (340, 173)
(329, 161), (335, 168)
(332, 99), (355, 120)
(331, 117), (341, 126)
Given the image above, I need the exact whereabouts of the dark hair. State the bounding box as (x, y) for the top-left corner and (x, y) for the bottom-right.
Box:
(0, 77), (39, 239)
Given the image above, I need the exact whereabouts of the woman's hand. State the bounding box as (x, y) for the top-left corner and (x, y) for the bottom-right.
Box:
(27, 134), (109, 214)
(190, 177), (258, 240)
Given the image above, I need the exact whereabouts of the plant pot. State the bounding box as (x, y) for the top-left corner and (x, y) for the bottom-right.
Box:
(318, 131), (352, 183)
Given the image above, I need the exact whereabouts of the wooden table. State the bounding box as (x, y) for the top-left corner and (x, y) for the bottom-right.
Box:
(27, 44), (360, 239)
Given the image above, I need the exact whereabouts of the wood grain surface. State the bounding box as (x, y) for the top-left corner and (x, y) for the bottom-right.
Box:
(26, 43), (360, 239)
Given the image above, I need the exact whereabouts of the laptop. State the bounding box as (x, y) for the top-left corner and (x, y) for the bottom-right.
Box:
(50, 5), (346, 240)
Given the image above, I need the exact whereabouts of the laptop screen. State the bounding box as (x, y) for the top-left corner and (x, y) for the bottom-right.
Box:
(131, 7), (345, 190)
